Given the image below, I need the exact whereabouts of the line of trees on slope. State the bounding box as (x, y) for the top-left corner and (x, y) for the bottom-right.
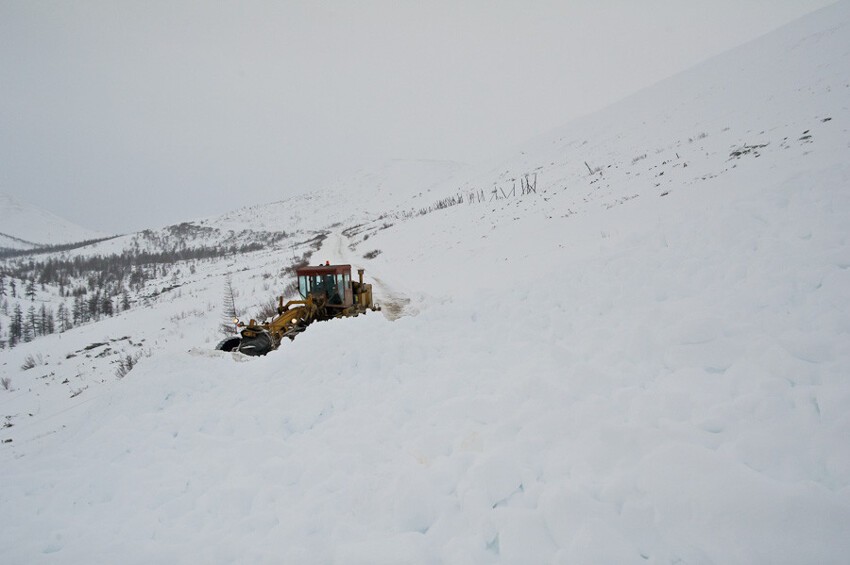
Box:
(0, 235), (120, 260)
(0, 242), (264, 349)
(1, 291), (132, 349)
(1, 244), (263, 289)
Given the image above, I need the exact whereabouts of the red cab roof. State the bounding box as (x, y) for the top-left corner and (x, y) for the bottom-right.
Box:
(295, 264), (352, 276)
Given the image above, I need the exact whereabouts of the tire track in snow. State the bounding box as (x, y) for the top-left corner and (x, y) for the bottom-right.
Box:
(318, 231), (416, 321)
(369, 275), (416, 321)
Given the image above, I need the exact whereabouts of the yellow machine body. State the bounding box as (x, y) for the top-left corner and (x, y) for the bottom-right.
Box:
(217, 264), (378, 356)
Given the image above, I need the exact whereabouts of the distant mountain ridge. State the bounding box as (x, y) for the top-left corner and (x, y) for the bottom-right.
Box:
(45, 158), (469, 259)
(0, 192), (107, 248)
(0, 230), (40, 250)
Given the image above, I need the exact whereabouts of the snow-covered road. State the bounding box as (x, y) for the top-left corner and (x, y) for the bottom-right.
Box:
(316, 230), (417, 321)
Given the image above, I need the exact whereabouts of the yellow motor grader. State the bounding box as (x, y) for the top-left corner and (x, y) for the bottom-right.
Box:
(216, 263), (378, 356)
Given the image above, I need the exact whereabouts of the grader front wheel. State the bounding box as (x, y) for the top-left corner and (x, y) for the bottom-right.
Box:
(215, 337), (242, 352)
(236, 332), (274, 356)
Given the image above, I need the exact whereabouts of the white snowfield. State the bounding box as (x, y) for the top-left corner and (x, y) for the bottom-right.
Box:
(0, 193), (106, 248)
(2, 2), (850, 564)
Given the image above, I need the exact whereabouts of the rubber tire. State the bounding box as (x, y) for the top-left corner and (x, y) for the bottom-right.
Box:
(215, 337), (242, 352)
(237, 332), (274, 356)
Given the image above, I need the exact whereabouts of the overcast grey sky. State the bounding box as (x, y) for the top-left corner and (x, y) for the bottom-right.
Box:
(0, 0), (836, 233)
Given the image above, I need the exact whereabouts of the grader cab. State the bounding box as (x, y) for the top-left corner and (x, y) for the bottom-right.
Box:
(216, 263), (378, 356)
(296, 264), (374, 311)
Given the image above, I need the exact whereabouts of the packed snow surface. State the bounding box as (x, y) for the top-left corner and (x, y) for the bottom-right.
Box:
(2, 2), (850, 563)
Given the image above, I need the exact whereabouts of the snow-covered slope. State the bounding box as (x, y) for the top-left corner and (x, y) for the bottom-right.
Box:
(2, 3), (850, 564)
(0, 193), (106, 248)
(0, 230), (39, 251)
(52, 158), (466, 259)
(351, 0), (850, 280)
(195, 158), (468, 234)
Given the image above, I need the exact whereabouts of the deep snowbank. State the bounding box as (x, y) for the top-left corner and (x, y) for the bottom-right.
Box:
(3, 154), (849, 562)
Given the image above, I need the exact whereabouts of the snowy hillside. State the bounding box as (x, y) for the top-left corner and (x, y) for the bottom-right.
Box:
(2, 3), (850, 564)
(183, 158), (469, 247)
(0, 193), (106, 248)
(44, 158), (466, 259)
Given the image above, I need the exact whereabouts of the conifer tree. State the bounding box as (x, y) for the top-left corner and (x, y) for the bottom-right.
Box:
(57, 303), (71, 332)
(101, 294), (114, 317)
(24, 305), (37, 342)
(220, 274), (239, 335)
(88, 291), (100, 321)
(10, 303), (23, 344)
(73, 295), (85, 324)
(39, 303), (54, 335)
